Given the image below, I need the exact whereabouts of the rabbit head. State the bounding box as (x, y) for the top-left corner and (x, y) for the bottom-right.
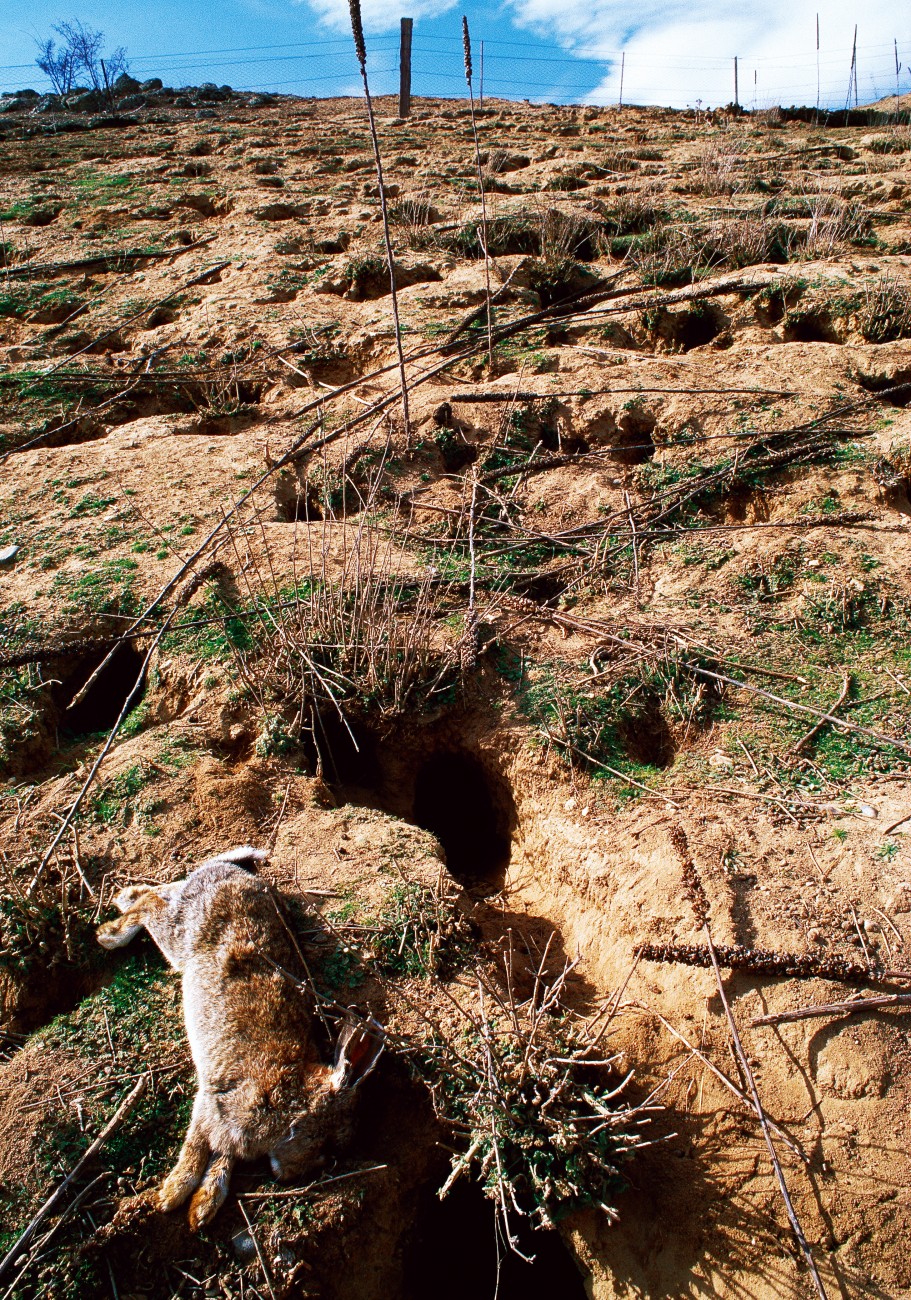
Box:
(268, 1013), (386, 1181)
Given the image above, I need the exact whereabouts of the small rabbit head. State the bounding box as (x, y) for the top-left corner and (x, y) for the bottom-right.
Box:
(268, 1013), (385, 1180)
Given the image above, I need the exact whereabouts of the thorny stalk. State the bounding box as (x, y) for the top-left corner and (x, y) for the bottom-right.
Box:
(462, 15), (494, 371)
(348, 0), (411, 444)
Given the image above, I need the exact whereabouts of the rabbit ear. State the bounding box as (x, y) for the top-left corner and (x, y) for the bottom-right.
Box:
(329, 1013), (385, 1091)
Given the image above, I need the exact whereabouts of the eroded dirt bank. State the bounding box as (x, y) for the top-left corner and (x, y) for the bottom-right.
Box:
(1, 90), (911, 1298)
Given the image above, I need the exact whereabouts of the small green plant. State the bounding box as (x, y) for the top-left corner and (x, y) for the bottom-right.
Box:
(417, 954), (647, 1238)
(373, 883), (474, 979)
(88, 763), (149, 824)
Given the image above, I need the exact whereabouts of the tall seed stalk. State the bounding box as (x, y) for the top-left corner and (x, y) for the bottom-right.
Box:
(348, 0), (411, 444)
(462, 16), (494, 372)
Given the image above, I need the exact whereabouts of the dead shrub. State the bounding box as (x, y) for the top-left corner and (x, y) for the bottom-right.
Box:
(802, 193), (871, 257)
(694, 139), (750, 195)
(856, 274), (911, 343)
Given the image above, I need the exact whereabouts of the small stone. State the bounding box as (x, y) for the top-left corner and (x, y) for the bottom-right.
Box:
(0, 544), (19, 564)
(232, 1229), (257, 1262)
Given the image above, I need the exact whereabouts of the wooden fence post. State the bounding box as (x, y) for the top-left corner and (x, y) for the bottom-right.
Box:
(399, 17), (413, 118)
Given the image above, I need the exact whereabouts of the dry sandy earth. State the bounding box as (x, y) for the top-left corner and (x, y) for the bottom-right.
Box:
(1, 90), (911, 1299)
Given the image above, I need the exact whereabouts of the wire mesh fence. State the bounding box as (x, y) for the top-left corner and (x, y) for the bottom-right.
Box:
(0, 27), (909, 114)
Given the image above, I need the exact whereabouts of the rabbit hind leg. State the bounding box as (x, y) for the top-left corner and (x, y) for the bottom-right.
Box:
(158, 1108), (211, 1213)
(188, 1152), (235, 1229)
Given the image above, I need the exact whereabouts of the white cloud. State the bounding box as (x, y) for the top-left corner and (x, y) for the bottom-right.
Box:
(504, 0), (909, 108)
(305, 0), (457, 34)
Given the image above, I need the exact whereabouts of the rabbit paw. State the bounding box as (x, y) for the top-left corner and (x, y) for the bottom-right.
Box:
(187, 1155), (233, 1229)
(158, 1168), (200, 1213)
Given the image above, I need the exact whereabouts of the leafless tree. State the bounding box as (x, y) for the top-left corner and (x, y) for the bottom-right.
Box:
(35, 21), (129, 96)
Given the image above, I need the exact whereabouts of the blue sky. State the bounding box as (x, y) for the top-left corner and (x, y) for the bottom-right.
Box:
(2, 0), (907, 108)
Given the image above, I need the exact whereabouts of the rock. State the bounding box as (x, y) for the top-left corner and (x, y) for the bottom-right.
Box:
(0, 545), (19, 564)
(231, 1229), (257, 1262)
(140, 78), (164, 92)
(254, 202), (309, 221)
(67, 90), (106, 112)
(113, 73), (142, 94)
(115, 94), (148, 111)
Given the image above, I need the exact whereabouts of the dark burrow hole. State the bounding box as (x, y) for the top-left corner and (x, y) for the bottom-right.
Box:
(412, 751), (512, 890)
(645, 303), (725, 353)
(856, 372), (911, 407)
(618, 699), (676, 769)
(275, 483), (324, 522)
(782, 311), (840, 344)
(403, 1177), (587, 1300)
(301, 710), (381, 788)
(671, 305), (725, 351)
(614, 411), (656, 464)
(56, 642), (147, 738)
(303, 717), (513, 891)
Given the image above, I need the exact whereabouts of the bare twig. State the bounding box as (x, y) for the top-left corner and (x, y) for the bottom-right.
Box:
(704, 930), (829, 1299)
(637, 940), (911, 986)
(628, 1004), (805, 1159)
(0, 1077), (147, 1285)
(668, 829), (827, 1298)
(462, 15), (493, 372)
(751, 993), (911, 1026)
(790, 674), (850, 754)
(237, 1200), (277, 1300)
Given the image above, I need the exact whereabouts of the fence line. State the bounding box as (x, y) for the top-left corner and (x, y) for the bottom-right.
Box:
(0, 29), (908, 113)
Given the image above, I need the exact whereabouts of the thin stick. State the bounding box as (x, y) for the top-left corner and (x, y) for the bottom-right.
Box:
(241, 1165), (388, 1199)
(28, 610), (176, 895)
(0, 1077), (147, 1285)
(751, 993), (911, 1027)
(693, 667), (911, 758)
(237, 1200), (277, 1300)
(0, 1173), (109, 1300)
(790, 674), (850, 754)
(628, 1004), (805, 1159)
(704, 929), (829, 1299)
(348, 0), (410, 445)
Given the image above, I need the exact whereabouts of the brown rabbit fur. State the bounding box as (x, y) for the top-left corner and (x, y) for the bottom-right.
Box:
(97, 847), (382, 1229)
